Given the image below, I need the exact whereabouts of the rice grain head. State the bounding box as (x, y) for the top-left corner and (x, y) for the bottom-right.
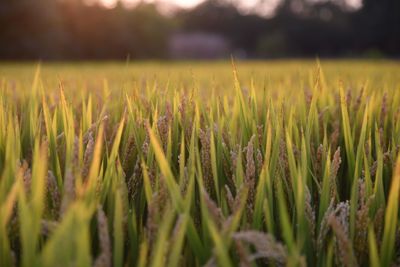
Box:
(46, 170), (61, 218)
(354, 179), (370, 261)
(94, 205), (111, 267)
(199, 128), (213, 196)
(317, 198), (335, 251)
(60, 168), (75, 217)
(244, 135), (256, 221)
(305, 186), (316, 247)
(82, 132), (94, 180)
(202, 188), (224, 226)
(330, 147), (341, 199)
(233, 230), (287, 267)
(329, 201), (358, 267)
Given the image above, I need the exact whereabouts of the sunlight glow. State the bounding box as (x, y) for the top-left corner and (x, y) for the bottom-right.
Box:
(97, 0), (204, 9)
(157, 0), (204, 8)
(97, 0), (363, 14)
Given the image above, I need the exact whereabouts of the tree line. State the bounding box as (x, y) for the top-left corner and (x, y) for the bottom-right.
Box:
(0, 0), (398, 60)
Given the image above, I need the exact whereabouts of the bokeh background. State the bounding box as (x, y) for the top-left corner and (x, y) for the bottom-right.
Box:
(0, 0), (399, 60)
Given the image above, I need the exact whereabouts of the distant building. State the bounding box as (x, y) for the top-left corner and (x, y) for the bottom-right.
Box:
(169, 32), (230, 59)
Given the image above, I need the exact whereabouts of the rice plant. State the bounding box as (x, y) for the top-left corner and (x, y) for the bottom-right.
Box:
(0, 60), (399, 267)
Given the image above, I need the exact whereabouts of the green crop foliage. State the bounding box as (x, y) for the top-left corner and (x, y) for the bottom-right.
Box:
(0, 60), (399, 267)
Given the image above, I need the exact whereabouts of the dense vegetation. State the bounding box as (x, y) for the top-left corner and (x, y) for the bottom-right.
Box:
(0, 61), (399, 267)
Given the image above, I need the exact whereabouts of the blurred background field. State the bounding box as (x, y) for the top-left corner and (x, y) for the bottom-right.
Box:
(1, 60), (399, 95)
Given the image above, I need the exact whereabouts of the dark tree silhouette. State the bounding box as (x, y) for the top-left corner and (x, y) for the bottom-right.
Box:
(0, 0), (398, 59)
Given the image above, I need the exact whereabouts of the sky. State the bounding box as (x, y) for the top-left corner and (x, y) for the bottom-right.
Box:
(96, 0), (283, 17)
(98, 0), (362, 15)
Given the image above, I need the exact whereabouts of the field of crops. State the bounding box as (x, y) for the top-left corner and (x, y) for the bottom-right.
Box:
(0, 60), (400, 267)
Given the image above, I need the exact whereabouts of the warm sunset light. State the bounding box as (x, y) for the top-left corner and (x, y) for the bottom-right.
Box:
(98, 0), (204, 8)
(98, 0), (362, 10)
(1, 0), (399, 266)
(96, 0), (363, 17)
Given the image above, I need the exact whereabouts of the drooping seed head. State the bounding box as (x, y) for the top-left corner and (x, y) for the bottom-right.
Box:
(94, 205), (111, 267)
(330, 147), (341, 199)
(47, 170), (61, 218)
(233, 231), (287, 266)
(60, 168), (75, 217)
(317, 198), (335, 251)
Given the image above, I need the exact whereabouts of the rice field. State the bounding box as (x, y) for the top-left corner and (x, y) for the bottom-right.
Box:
(0, 60), (400, 267)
